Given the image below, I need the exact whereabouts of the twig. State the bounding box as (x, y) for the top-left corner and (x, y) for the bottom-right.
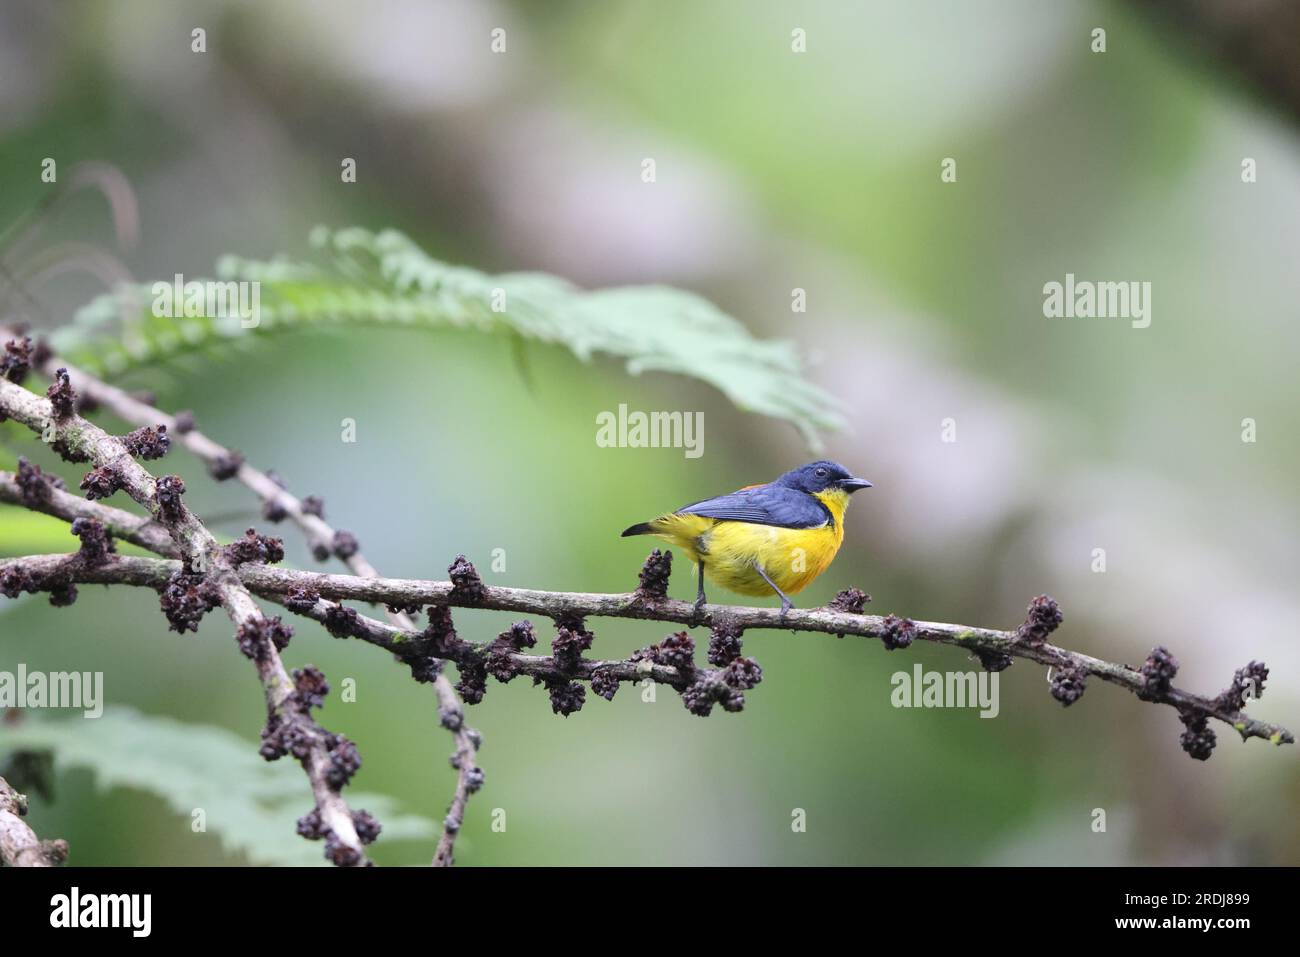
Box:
(1, 551), (702, 687)
(2, 536), (1292, 752)
(0, 325), (480, 867)
(0, 375), (371, 865)
(0, 774), (68, 867)
(0, 467), (178, 557)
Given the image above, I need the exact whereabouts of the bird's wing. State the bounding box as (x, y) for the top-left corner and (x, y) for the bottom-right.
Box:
(677, 484), (830, 528)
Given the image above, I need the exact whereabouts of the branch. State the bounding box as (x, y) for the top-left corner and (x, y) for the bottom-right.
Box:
(2, 550), (704, 694)
(1, 324), (480, 867)
(0, 373), (371, 865)
(0, 466), (178, 557)
(0, 775), (68, 867)
(3, 525), (1292, 755)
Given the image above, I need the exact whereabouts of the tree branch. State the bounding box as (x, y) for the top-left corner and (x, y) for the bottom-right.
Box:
(0, 325), (479, 866)
(0, 774), (68, 867)
(0, 374), (371, 865)
(3, 531), (1292, 753)
(0, 467), (179, 557)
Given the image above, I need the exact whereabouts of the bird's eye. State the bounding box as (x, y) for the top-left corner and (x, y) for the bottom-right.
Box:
(815, 467), (827, 478)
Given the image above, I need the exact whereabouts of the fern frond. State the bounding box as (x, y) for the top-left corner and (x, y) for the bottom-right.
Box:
(52, 228), (844, 447)
(2, 707), (436, 865)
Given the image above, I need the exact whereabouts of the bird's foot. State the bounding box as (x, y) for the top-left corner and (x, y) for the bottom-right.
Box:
(778, 597), (794, 622)
(690, 593), (708, 626)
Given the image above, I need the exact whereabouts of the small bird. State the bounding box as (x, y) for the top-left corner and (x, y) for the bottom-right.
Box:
(621, 460), (872, 615)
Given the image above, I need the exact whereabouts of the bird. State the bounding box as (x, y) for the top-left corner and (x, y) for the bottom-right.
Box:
(621, 460), (872, 616)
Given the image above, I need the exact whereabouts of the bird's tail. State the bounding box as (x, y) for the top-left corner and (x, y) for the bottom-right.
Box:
(620, 521), (654, 537)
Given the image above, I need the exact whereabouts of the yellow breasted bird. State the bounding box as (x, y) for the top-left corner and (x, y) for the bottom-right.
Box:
(621, 461), (872, 614)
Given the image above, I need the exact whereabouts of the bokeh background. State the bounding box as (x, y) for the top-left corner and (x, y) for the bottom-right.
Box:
(1, 0), (1298, 865)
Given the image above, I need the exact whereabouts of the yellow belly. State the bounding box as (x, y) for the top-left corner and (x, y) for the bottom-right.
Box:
(646, 513), (844, 597)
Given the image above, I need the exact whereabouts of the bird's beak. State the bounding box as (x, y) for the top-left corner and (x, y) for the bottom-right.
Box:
(840, 477), (873, 492)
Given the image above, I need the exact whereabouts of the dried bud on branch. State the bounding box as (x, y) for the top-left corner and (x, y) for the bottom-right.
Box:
(635, 549), (673, 601)
(236, 616), (294, 662)
(70, 517), (115, 565)
(158, 569), (221, 634)
(223, 528), (286, 566)
(1016, 595), (1063, 646)
(79, 465), (123, 501)
(45, 368), (76, 420)
(1138, 646), (1179, 701)
(546, 679), (586, 717)
(154, 475), (186, 522)
(973, 648), (1014, 672)
(1050, 665), (1087, 706)
(448, 555), (484, 601)
(552, 614), (594, 669)
(707, 617), (744, 665)
(332, 530), (359, 560)
(15, 457), (64, 506)
(209, 451), (244, 481)
(880, 614), (916, 650)
(1, 337), (32, 384)
(122, 424), (170, 460)
(829, 586), (871, 614)
(1217, 661), (1269, 713)
(1179, 710), (1216, 761)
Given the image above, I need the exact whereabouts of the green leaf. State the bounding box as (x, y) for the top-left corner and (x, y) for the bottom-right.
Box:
(1, 706), (436, 865)
(52, 227), (845, 448)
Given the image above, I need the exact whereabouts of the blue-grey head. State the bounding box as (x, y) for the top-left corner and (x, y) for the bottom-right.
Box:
(776, 460), (873, 495)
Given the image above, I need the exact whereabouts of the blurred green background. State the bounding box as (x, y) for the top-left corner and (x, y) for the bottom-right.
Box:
(1, 0), (1297, 865)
